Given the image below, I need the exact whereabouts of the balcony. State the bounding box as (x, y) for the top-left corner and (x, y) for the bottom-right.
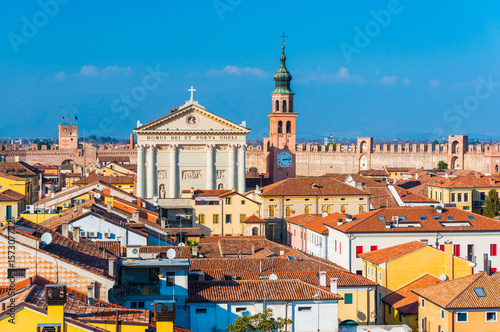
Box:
(112, 282), (160, 300)
(472, 201), (484, 207)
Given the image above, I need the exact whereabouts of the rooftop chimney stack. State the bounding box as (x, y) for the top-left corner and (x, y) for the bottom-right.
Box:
(86, 283), (95, 305)
(319, 271), (327, 287)
(484, 253), (489, 273)
(330, 278), (338, 294)
(337, 218), (343, 226)
(161, 218), (166, 229)
(107, 201), (112, 212)
(132, 211), (140, 222)
(108, 258), (115, 278)
(61, 222), (69, 238)
(72, 226), (80, 243)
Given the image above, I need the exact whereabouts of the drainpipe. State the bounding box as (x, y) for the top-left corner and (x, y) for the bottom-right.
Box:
(221, 197), (224, 236)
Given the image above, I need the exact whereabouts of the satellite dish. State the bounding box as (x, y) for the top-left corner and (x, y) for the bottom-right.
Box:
(178, 242), (185, 246)
(269, 274), (278, 281)
(322, 212), (328, 218)
(166, 248), (176, 260)
(439, 274), (448, 281)
(95, 193), (101, 199)
(41, 233), (53, 246)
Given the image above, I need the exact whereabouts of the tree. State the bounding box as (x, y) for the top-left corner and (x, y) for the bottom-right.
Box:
(484, 189), (500, 218)
(437, 161), (448, 170)
(227, 309), (292, 332)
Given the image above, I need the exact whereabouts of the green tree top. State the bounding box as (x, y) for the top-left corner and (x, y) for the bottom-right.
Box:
(437, 160), (448, 170)
(484, 189), (500, 218)
(227, 308), (293, 332)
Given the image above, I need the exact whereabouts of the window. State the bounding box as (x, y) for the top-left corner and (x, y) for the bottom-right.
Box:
(131, 301), (137, 309)
(398, 312), (401, 322)
(468, 215), (475, 220)
(286, 205), (291, 217)
(359, 205), (364, 213)
(486, 312), (497, 322)
(166, 272), (175, 286)
(296, 306), (312, 312)
(304, 205), (310, 214)
(433, 215), (442, 220)
(239, 214), (246, 223)
(225, 214), (232, 224)
(213, 214), (219, 224)
(491, 244), (498, 256)
(196, 308), (207, 314)
(275, 100), (279, 112)
(420, 216), (428, 221)
(378, 292), (382, 306)
(451, 193), (456, 202)
(269, 205), (275, 218)
(339, 242), (341, 254)
(456, 312), (468, 322)
(454, 244), (460, 256)
(378, 216), (386, 221)
(421, 299), (425, 308)
(241, 200), (245, 205)
(378, 271), (382, 281)
(282, 100), (287, 112)
(235, 307), (247, 312)
(356, 246), (363, 258)
(198, 214), (205, 224)
(138, 301), (145, 308)
(481, 192), (486, 201)
(474, 287), (486, 297)
(371, 245), (378, 252)
(458, 193), (462, 202)
(225, 197), (232, 205)
(441, 309), (445, 319)
(340, 205), (346, 213)
(447, 216), (455, 220)
(464, 193), (469, 202)
(7, 268), (26, 278)
(363, 263), (366, 274)
(344, 293), (353, 304)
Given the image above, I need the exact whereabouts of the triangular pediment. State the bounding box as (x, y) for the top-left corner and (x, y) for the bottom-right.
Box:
(134, 103), (249, 134)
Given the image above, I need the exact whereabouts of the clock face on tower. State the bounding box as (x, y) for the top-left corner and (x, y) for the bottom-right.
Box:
(277, 152), (292, 167)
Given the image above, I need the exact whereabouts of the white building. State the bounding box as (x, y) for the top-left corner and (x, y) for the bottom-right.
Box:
(325, 206), (500, 274)
(186, 279), (340, 332)
(134, 90), (250, 199)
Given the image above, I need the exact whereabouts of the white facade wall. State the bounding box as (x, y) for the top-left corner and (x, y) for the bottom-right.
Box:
(187, 300), (338, 332)
(306, 229), (328, 259)
(69, 215), (147, 246)
(327, 227), (498, 273)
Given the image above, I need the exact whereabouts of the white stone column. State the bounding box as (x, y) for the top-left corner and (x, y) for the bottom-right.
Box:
(146, 145), (156, 199)
(237, 144), (246, 193)
(169, 144), (178, 198)
(136, 145), (145, 198)
(206, 144), (215, 190)
(228, 144), (236, 190)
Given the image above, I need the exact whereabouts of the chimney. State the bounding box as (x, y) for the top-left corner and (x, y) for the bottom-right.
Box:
(45, 285), (67, 325)
(130, 133), (134, 149)
(191, 246), (198, 257)
(444, 241), (454, 280)
(137, 197), (142, 208)
(319, 271), (327, 287)
(108, 258), (115, 278)
(280, 250), (284, 256)
(154, 301), (176, 332)
(132, 211), (140, 222)
(487, 260), (492, 276)
(476, 173), (482, 179)
(107, 201), (112, 212)
(251, 244), (255, 254)
(385, 222), (391, 230)
(103, 188), (111, 196)
(345, 215), (353, 222)
(161, 218), (166, 229)
(436, 206), (443, 214)
(72, 226), (80, 243)
(484, 253), (489, 273)
(330, 278), (338, 294)
(86, 283), (95, 304)
(61, 222), (69, 238)
(337, 218), (343, 226)
(74, 203), (78, 212)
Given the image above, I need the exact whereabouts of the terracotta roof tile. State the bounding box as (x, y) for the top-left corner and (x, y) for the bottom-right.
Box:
(259, 177), (369, 197)
(0, 189), (26, 201)
(428, 174), (500, 189)
(383, 275), (440, 314)
(188, 279), (342, 302)
(73, 174), (134, 185)
(358, 241), (428, 265)
(242, 214), (267, 223)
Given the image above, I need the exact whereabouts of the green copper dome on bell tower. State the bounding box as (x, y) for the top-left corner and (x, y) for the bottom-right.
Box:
(272, 44), (293, 94)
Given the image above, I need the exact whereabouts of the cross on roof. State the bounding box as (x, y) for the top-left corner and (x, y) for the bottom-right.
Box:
(188, 86), (196, 101)
(280, 32), (287, 46)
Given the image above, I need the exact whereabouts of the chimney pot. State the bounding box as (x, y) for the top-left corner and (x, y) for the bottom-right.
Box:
(61, 222), (69, 238)
(132, 211), (140, 222)
(487, 260), (492, 276)
(107, 201), (112, 212)
(337, 218), (343, 226)
(319, 271), (326, 287)
(108, 258), (116, 278)
(72, 226), (80, 243)
(330, 278), (338, 294)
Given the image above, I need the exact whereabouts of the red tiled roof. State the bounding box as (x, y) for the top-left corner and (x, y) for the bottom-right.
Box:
(394, 186), (439, 203)
(188, 279), (342, 302)
(139, 246), (192, 258)
(0, 173), (27, 181)
(73, 173), (134, 185)
(383, 275), (440, 314)
(358, 169), (389, 177)
(0, 189), (26, 201)
(413, 272), (500, 309)
(0, 161), (39, 176)
(358, 241), (428, 265)
(259, 177), (370, 196)
(98, 156), (130, 163)
(286, 213), (346, 235)
(427, 174), (500, 189)
(325, 206), (500, 233)
(193, 189), (232, 197)
(242, 214), (267, 223)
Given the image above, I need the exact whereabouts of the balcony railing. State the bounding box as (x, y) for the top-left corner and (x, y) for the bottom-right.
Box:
(472, 201), (484, 207)
(112, 283), (160, 299)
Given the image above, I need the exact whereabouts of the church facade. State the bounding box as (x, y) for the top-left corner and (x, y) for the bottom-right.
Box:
(133, 96), (250, 199)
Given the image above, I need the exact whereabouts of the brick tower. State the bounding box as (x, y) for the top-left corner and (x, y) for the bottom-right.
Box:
(264, 42), (298, 183)
(58, 124), (78, 150)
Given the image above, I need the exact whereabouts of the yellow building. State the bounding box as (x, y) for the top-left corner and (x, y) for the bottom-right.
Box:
(0, 189), (26, 223)
(182, 189), (261, 236)
(73, 173), (135, 194)
(0, 162), (40, 204)
(359, 241), (473, 329)
(64, 172), (82, 187)
(414, 271), (500, 332)
(249, 176), (371, 243)
(386, 167), (414, 180)
(0, 281), (178, 332)
(427, 174), (500, 214)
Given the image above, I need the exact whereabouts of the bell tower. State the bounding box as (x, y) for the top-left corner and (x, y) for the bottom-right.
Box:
(265, 35), (298, 183)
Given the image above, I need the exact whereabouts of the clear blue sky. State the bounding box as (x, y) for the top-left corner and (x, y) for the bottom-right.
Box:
(1, 1), (500, 140)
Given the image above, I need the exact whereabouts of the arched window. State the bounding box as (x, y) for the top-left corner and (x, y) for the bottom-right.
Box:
(252, 227), (259, 236)
(282, 100), (287, 112)
(496, 165), (499, 173)
(277, 121), (283, 134)
(275, 100), (279, 112)
(218, 183), (224, 189)
(286, 121), (291, 133)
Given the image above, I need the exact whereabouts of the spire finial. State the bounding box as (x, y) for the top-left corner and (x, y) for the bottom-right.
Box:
(280, 32), (287, 49)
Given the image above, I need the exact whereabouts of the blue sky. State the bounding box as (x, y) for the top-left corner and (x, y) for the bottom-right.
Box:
(1, 1), (500, 140)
